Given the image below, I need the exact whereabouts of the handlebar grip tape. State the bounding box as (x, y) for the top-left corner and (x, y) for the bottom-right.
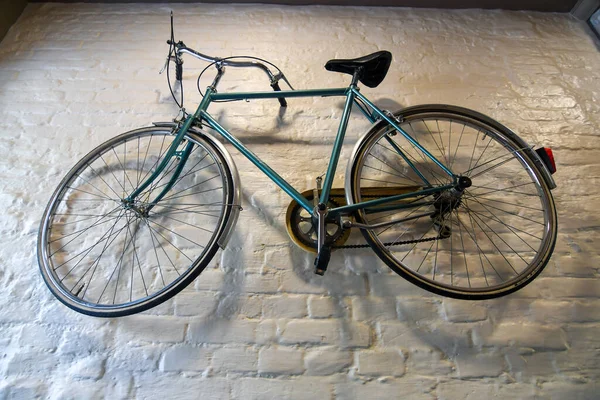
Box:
(175, 60), (183, 81)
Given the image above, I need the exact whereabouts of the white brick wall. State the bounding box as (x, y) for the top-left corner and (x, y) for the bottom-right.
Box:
(1, 2), (599, 399)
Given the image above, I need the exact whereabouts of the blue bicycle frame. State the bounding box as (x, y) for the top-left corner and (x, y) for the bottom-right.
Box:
(128, 84), (457, 218)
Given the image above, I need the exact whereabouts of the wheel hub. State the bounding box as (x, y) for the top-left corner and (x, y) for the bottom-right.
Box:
(121, 199), (149, 218)
(433, 176), (472, 214)
(431, 176), (471, 238)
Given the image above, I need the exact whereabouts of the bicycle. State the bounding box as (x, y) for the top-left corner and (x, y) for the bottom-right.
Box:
(37, 15), (558, 317)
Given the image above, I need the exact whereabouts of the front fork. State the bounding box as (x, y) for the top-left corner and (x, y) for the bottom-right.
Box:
(124, 115), (196, 213)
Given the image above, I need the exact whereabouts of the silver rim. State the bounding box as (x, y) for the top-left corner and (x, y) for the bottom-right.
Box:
(39, 128), (230, 314)
(352, 111), (556, 296)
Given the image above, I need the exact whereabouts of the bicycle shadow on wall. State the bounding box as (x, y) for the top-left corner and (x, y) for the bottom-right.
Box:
(207, 97), (405, 147)
(215, 94), (560, 375)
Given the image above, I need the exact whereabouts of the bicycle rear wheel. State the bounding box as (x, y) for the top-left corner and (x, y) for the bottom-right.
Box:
(348, 105), (557, 299)
(38, 127), (235, 316)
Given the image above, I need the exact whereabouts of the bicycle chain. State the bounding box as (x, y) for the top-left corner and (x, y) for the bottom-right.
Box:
(325, 193), (442, 249)
(332, 235), (441, 249)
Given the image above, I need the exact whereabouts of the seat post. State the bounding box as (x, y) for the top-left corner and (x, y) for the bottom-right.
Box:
(351, 67), (363, 86)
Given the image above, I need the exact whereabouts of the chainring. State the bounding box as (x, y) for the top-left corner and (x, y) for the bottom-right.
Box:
(285, 190), (350, 253)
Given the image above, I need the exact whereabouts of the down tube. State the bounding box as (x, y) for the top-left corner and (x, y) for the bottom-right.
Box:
(199, 111), (314, 213)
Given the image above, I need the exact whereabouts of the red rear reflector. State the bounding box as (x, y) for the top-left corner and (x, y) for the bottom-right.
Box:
(535, 147), (556, 174)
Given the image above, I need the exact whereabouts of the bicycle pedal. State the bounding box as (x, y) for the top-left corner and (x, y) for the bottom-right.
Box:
(314, 246), (331, 276)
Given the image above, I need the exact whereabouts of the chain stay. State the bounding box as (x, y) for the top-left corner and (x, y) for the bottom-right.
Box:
(325, 193), (441, 249)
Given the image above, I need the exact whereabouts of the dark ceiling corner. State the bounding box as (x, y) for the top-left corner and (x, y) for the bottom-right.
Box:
(1, 0), (591, 44)
(29, 0), (580, 12)
(0, 0), (27, 43)
(572, 0), (600, 19)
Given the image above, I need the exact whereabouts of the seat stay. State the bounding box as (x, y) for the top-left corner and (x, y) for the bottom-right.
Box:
(354, 90), (456, 180)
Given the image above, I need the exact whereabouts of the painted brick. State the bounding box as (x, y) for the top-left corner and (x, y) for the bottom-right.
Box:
(3, 3), (600, 399)
(232, 377), (332, 400)
(188, 319), (258, 344)
(116, 315), (186, 343)
(308, 295), (344, 318)
(134, 375), (230, 400)
(304, 347), (353, 376)
(474, 323), (568, 351)
(258, 346), (305, 375)
(442, 299), (487, 323)
(280, 319), (370, 347)
(356, 349), (406, 376)
(454, 351), (505, 378)
(262, 295), (308, 318)
(159, 345), (211, 372)
(212, 346), (259, 372)
(351, 296), (397, 321)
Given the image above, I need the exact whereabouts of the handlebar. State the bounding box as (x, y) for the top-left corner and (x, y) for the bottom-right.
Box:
(167, 40), (288, 107)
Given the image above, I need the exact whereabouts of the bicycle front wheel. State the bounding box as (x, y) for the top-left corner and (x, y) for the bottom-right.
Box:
(348, 105), (557, 299)
(38, 127), (235, 316)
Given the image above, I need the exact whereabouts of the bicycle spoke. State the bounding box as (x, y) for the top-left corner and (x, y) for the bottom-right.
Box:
(112, 214), (133, 304)
(65, 186), (115, 202)
(146, 218), (206, 249)
(133, 134), (169, 195)
(96, 214), (133, 304)
(457, 212), (500, 283)
(146, 220), (167, 287)
(465, 208), (519, 276)
(435, 119), (448, 166)
(59, 209), (126, 282)
(463, 146), (528, 176)
(463, 198), (542, 247)
(470, 135), (494, 174)
(465, 199), (531, 265)
(79, 212), (128, 299)
(140, 156), (179, 203)
(463, 193), (545, 219)
(86, 163), (123, 200)
(365, 151), (421, 185)
(49, 214), (121, 244)
(469, 182), (539, 197)
(50, 206), (121, 256)
(454, 208), (468, 287)
(421, 120), (447, 167)
(144, 222), (195, 263)
(142, 149), (208, 196)
(158, 169), (218, 202)
(99, 154), (127, 195)
(450, 124), (466, 170)
(150, 186), (223, 202)
(142, 218), (181, 276)
(124, 214), (148, 300)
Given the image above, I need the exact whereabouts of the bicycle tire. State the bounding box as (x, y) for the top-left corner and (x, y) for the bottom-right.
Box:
(347, 105), (557, 299)
(38, 126), (235, 316)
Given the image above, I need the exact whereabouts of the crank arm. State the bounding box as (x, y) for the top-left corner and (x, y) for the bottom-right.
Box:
(342, 212), (434, 230)
(316, 204), (327, 253)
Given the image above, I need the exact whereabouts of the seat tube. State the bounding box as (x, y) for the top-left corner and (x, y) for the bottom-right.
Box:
(319, 87), (355, 205)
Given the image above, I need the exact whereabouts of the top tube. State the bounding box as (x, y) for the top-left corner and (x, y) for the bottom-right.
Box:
(210, 87), (348, 101)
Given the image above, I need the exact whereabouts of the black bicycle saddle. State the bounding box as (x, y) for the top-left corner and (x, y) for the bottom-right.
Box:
(324, 51), (392, 88)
